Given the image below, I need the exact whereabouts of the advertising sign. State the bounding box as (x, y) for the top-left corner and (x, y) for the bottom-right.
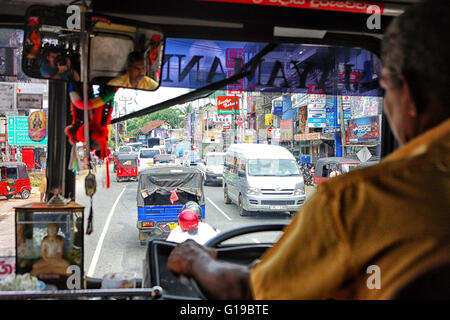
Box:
(298, 106), (307, 134)
(226, 48), (245, 68)
(346, 116), (380, 143)
(265, 114), (273, 126)
(247, 96), (256, 113)
(341, 95), (353, 119)
(308, 94), (326, 105)
(291, 93), (308, 109)
(279, 119), (292, 141)
(350, 96), (380, 118)
(272, 97), (283, 115)
(212, 114), (232, 125)
(227, 70), (243, 94)
(17, 94), (43, 110)
(0, 84), (14, 112)
(8, 116), (48, 146)
(217, 96), (239, 114)
(307, 102), (326, 128)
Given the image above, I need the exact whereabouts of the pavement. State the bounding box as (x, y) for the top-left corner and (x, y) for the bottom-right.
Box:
(0, 170), (92, 257)
(0, 187), (41, 257)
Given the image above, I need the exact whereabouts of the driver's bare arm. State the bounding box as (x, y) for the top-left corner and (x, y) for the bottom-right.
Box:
(167, 239), (253, 299)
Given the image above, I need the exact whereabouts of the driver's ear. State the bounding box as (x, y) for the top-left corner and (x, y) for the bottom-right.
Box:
(398, 75), (418, 119)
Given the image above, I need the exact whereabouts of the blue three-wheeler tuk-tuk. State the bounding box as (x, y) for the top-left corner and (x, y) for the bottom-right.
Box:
(136, 165), (205, 245)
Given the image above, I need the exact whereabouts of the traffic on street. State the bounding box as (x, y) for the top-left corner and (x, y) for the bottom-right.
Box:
(75, 165), (316, 279)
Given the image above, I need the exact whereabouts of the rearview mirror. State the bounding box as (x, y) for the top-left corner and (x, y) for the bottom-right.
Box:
(22, 5), (165, 91)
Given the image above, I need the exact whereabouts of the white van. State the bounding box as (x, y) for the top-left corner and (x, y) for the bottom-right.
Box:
(138, 147), (161, 172)
(223, 144), (306, 216)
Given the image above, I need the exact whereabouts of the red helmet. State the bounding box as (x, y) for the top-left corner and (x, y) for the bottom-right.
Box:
(178, 210), (199, 231)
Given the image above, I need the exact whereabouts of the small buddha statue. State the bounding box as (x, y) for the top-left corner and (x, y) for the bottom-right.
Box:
(31, 223), (70, 276)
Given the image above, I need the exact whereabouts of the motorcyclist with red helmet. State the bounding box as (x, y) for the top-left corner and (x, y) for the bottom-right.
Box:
(167, 202), (219, 245)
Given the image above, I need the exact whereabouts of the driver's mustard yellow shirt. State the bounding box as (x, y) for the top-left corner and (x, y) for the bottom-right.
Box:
(250, 118), (450, 300)
(107, 73), (158, 90)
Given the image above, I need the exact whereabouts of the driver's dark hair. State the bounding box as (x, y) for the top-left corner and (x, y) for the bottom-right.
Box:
(381, 0), (450, 115)
(126, 51), (145, 67)
(43, 46), (61, 59)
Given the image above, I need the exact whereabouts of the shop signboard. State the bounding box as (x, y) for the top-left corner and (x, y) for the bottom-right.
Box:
(272, 97), (283, 115)
(273, 106), (283, 115)
(225, 48), (245, 68)
(346, 115), (380, 143)
(212, 114), (232, 125)
(17, 93), (43, 110)
(0, 83), (14, 112)
(351, 96), (380, 118)
(247, 96), (256, 113)
(227, 70), (243, 94)
(279, 119), (292, 141)
(217, 95), (239, 114)
(308, 122), (326, 128)
(298, 106), (307, 134)
(307, 102), (326, 128)
(294, 133), (321, 141)
(265, 114), (273, 126)
(291, 93), (308, 109)
(308, 94), (326, 104)
(8, 116), (48, 146)
(341, 95), (352, 119)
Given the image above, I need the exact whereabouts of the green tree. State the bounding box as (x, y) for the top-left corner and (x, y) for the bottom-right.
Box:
(126, 107), (182, 136)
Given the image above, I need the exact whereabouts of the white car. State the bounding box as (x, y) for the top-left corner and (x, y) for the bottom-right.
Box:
(197, 152), (225, 185)
(138, 148), (161, 172)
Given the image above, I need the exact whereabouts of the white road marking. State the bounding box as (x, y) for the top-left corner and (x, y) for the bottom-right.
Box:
(87, 186), (127, 277)
(206, 197), (232, 221)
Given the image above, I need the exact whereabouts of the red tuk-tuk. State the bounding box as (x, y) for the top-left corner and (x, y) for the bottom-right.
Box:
(313, 157), (360, 185)
(0, 162), (32, 200)
(114, 154), (139, 182)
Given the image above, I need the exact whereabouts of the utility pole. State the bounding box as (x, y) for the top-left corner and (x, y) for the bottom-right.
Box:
(233, 94), (237, 144)
(338, 95), (346, 157)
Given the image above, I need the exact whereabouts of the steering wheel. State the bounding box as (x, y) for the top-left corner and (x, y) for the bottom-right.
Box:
(189, 223), (288, 299)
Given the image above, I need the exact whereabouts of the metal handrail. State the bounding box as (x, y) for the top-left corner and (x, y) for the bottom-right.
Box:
(0, 286), (163, 300)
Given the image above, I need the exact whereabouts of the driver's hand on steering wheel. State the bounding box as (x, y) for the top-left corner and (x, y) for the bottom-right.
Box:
(167, 240), (217, 277)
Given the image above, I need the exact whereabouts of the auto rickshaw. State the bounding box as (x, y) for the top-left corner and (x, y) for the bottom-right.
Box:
(114, 154), (139, 182)
(313, 157), (360, 185)
(137, 165), (205, 245)
(0, 162), (32, 200)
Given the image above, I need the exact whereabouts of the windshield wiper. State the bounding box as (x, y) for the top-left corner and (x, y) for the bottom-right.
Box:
(111, 43), (278, 124)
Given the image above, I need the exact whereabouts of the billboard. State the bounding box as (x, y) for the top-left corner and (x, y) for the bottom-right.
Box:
(346, 116), (380, 144)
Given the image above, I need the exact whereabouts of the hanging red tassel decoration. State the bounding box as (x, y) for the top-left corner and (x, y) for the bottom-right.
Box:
(106, 156), (110, 188)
